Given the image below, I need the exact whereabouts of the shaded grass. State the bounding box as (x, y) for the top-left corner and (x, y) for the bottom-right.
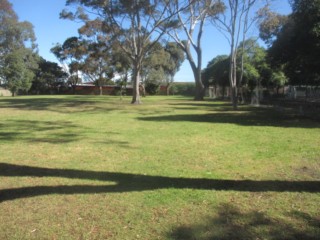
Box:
(0, 95), (319, 239)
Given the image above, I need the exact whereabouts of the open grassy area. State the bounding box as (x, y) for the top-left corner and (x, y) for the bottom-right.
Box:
(0, 95), (319, 239)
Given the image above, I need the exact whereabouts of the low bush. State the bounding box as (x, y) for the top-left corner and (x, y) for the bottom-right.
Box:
(171, 82), (195, 96)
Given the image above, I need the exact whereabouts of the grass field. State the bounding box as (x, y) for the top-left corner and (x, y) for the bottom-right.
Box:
(0, 95), (319, 240)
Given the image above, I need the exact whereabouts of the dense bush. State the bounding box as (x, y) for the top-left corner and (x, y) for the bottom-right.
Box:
(145, 82), (160, 95)
(171, 82), (196, 96)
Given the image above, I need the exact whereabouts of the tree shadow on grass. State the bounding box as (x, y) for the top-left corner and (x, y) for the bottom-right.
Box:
(0, 120), (81, 144)
(138, 110), (320, 128)
(0, 163), (319, 202)
(0, 120), (132, 147)
(0, 96), (90, 110)
(168, 203), (320, 240)
(0, 96), (122, 114)
(168, 102), (232, 111)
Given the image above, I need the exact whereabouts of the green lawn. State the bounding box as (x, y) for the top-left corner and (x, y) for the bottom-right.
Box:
(0, 95), (319, 240)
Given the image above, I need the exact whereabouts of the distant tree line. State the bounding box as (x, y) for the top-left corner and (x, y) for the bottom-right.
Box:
(202, 0), (320, 104)
(263, 0), (320, 87)
(1, 0), (319, 106)
(0, 0), (67, 96)
(202, 39), (288, 102)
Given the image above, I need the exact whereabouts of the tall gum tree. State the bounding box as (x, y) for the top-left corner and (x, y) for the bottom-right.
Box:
(164, 42), (185, 95)
(141, 42), (185, 92)
(166, 0), (225, 101)
(265, 0), (320, 87)
(0, 0), (38, 95)
(62, 0), (192, 104)
(51, 37), (86, 93)
(78, 18), (120, 95)
(213, 0), (269, 109)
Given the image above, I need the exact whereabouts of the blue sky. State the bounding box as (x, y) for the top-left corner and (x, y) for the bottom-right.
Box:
(10, 0), (291, 82)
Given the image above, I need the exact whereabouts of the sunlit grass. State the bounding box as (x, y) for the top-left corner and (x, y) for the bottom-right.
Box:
(0, 95), (319, 239)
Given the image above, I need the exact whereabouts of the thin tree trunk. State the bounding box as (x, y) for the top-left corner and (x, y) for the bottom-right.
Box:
(231, 86), (238, 109)
(195, 79), (205, 101)
(166, 83), (170, 96)
(195, 21), (205, 101)
(229, 51), (238, 109)
(131, 64), (142, 104)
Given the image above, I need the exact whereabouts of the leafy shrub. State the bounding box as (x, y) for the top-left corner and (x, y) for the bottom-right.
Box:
(171, 82), (195, 96)
(145, 82), (160, 95)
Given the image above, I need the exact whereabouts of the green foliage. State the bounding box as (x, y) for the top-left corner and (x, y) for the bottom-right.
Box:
(61, 0), (190, 103)
(0, 0), (38, 96)
(145, 82), (160, 95)
(204, 39), (287, 100)
(145, 68), (165, 84)
(237, 39), (288, 92)
(271, 70), (288, 90)
(51, 37), (84, 86)
(3, 48), (37, 95)
(171, 82), (196, 96)
(143, 42), (185, 87)
(164, 42), (185, 80)
(94, 77), (114, 87)
(237, 39), (266, 89)
(202, 55), (229, 88)
(267, 0), (320, 86)
(259, 7), (288, 46)
(0, 0), (36, 54)
(31, 58), (68, 94)
(168, 1), (225, 100)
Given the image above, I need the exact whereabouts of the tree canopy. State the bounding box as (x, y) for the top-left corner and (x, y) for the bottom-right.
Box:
(31, 58), (68, 94)
(0, 0), (38, 95)
(203, 39), (287, 101)
(213, 0), (270, 109)
(61, 0), (191, 103)
(266, 0), (320, 86)
(167, 0), (225, 100)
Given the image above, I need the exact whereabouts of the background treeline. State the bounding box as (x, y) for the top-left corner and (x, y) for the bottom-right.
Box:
(1, 0), (319, 103)
(202, 0), (320, 102)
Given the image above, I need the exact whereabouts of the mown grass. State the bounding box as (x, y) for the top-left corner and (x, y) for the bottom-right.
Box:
(0, 95), (319, 240)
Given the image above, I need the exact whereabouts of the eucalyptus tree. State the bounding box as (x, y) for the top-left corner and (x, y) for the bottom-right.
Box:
(258, 6), (287, 46)
(166, 0), (224, 100)
(32, 58), (67, 94)
(112, 43), (132, 96)
(51, 37), (86, 92)
(236, 39), (288, 101)
(3, 48), (38, 96)
(142, 42), (169, 85)
(164, 42), (185, 95)
(61, 0), (191, 104)
(236, 38), (265, 103)
(140, 41), (185, 95)
(0, 0), (36, 54)
(80, 41), (116, 95)
(213, 0), (268, 109)
(202, 55), (229, 98)
(0, 0), (38, 95)
(266, 0), (320, 87)
(76, 16), (118, 94)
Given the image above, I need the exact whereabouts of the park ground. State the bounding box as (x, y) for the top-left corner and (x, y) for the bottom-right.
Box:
(0, 95), (319, 239)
